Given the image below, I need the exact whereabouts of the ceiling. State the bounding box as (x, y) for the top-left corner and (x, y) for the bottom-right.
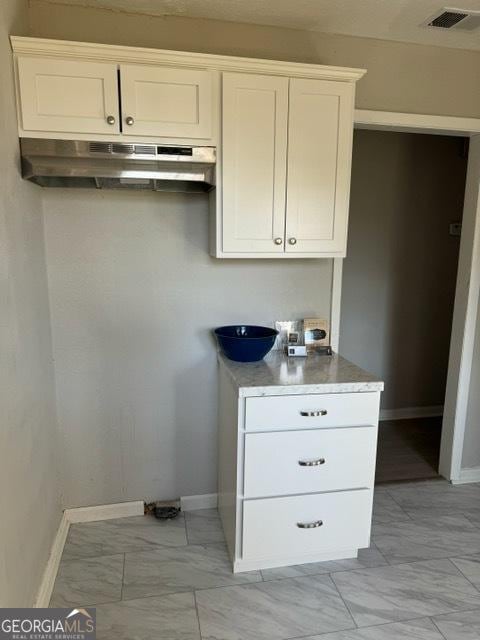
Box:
(32, 0), (480, 50)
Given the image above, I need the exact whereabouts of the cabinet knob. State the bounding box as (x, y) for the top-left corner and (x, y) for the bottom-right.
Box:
(274, 237), (283, 245)
(297, 520), (323, 529)
(288, 237), (297, 245)
(106, 115), (116, 125)
(125, 116), (135, 126)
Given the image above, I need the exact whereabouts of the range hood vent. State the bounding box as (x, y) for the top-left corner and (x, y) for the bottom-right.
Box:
(20, 138), (216, 193)
(423, 7), (480, 29)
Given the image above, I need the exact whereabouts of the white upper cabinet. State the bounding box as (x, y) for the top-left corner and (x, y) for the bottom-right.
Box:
(218, 73), (356, 258)
(222, 73), (288, 253)
(11, 37), (364, 258)
(17, 57), (120, 135)
(14, 52), (215, 142)
(119, 64), (213, 139)
(285, 79), (354, 255)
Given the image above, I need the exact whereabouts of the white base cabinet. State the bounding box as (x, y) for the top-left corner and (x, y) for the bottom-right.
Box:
(218, 361), (381, 573)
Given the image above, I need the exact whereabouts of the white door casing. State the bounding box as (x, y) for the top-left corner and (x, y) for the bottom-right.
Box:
(439, 134), (480, 481)
(333, 110), (480, 483)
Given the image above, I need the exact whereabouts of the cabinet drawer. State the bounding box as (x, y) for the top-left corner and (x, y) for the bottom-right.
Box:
(244, 427), (377, 498)
(245, 392), (379, 431)
(242, 489), (372, 561)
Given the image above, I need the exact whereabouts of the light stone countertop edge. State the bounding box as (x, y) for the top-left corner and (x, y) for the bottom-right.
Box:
(218, 350), (384, 398)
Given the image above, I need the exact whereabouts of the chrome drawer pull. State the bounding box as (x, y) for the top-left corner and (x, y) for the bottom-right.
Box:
(298, 458), (325, 467)
(300, 410), (327, 417)
(297, 520), (323, 529)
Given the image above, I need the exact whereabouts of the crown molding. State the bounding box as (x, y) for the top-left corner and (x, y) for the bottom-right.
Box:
(10, 36), (366, 82)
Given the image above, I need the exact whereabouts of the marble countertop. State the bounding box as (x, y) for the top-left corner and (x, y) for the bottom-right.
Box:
(218, 350), (384, 397)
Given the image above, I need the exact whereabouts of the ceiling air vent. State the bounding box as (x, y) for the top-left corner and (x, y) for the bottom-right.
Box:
(423, 7), (480, 30)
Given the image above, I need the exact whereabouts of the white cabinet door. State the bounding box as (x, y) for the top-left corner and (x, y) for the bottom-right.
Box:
(17, 56), (120, 135)
(285, 78), (355, 256)
(120, 64), (212, 139)
(222, 73), (288, 253)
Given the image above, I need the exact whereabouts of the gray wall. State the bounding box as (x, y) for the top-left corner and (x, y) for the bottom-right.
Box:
(28, 1), (480, 118)
(43, 190), (330, 507)
(340, 130), (467, 411)
(29, 2), (480, 505)
(0, 1), (61, 606)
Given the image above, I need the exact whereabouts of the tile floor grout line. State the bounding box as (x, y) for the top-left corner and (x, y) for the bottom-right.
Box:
(112, 554), (480, 606)
(368, 539), (388, 564)
(326, 572), (359, 631)
(463, 513), (480, 530)
(357, 549), (480, 570)
(303, 613), (452, 635)
(56, 551), (126, 564)
(184, 516), (192, 545)
(120, 552), (126, 601)
(257, 561), (387, 585)
(447, 557), (480, 594)
(381, 488), (415, 521)
(192, 590), (203, 640)
(429, 615), (450, 640)
(243, 592), (460, 640)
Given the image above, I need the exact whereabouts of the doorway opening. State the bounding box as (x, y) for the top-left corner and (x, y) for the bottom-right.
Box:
(340, 129), (469, 484)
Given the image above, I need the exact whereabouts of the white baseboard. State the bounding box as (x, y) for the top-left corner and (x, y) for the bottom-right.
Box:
(35, 500), (145, 607)
(180, 493), (218, 511)
(65, 500), (145, 524)
(380, 405), (444, 421)
(451, 467), (480, 485)
(35, 511), (69, 608)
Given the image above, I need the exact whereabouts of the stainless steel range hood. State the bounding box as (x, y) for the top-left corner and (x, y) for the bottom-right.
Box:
(20, 139), (216, 193)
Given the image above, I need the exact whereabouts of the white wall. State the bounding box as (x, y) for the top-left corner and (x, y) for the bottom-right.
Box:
(0, 1), (61, 606)
(340, 130), (466, 412)
(43, 189), (331, 507)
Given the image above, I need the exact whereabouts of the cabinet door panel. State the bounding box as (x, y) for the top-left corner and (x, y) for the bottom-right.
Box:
(222, 73), (288, 253)
(120, 64), (212, 139)
(286, 79), (355, 255)
(17, 57), (120, 135)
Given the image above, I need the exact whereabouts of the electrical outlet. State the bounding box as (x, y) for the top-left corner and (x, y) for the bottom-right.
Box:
(449, 222), (462, 237)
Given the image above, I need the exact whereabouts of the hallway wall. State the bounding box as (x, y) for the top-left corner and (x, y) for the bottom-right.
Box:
(340, 130), (467, 412)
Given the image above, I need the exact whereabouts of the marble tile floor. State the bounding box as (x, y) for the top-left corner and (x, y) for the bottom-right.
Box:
(50, 482), (480, 639)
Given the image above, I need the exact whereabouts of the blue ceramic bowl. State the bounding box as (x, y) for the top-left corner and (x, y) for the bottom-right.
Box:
(214, 325), (279, 362)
